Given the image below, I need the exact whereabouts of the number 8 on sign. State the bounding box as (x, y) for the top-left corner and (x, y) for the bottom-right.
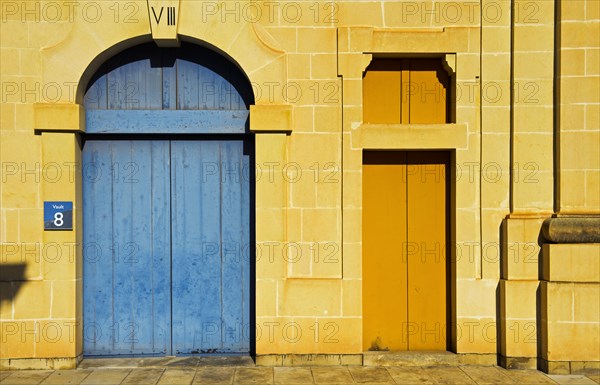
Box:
(54, 212), (64, 227)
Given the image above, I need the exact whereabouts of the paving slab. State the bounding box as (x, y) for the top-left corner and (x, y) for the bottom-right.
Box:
(427, 367), (477, 385)
(121, 369), (164, 385)
(1, 371), (54, 385)
(193, 367), (235, 384)
(234, 367), (274, 385)
(2, 364), (591, 385)
(80, 359), (142, 369)
(274, 367), (314, 385)
(80, 369), (131, 385)
(137, 358), (177, 368)
(196, 357), (255, 367)
(40, 370), (93, 385)
(364, 351), (460, 367)
(460, 366), (516, 384)
(586, 374), (600, 384)
(156, 369), (196, 385)
(385, 367), (436, 385)
(163, 358), (199, 368)
(348, 367), (394, 384)
(311, 367), (354, 385)
(502, 369), (557, 385)
(547, 375), (598, 385)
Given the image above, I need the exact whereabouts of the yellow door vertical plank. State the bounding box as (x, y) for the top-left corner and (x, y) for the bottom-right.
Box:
(363, 60), (401, 124)
(363, 151), (408, 351)
(408, 59), (448, 124)
(406, 152), (448, 350)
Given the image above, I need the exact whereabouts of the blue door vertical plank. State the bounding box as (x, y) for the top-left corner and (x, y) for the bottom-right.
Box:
(199, 65), (226, 110)
(110, 140), (133, 354)
(228, 70), (247, 111)
(149, 141), (172, 354)
(177, 60), (199, 110)
(107, 60), (128, 109)
(162, 59), (177, 110)
(215, 70), (231, 110)
(145, 52), (163, 109)
(129, 142), (151, 353)
(171, 141), (223, 353)
(128, 59), (146, 109)
(126, 141), (170, 354)
(83, 141), (114, 355)
(220, 141), (247, 351)
(126, 60), (144, 109)
(197, 61), (209, 109)
(83, 72), (107, 109)
(241, 140), (251, 349)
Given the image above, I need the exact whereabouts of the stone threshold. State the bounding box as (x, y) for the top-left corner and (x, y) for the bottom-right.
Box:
(79, 355), (255, 369)
(255, 352), (497, 367)
(362, 351), (497, 367)
(0, 356), (82, 371)
(539, 359), (600, 375)
(4, 354), (598, 375)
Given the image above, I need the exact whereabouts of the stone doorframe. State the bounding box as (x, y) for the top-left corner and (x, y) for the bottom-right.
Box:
(32, 0), (294, 368)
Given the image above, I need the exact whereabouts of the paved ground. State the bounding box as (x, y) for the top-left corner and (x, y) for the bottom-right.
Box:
(1, 365), (599, 385)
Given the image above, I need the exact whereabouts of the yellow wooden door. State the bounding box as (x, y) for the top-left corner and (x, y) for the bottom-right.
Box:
(363, 151), (448, 351)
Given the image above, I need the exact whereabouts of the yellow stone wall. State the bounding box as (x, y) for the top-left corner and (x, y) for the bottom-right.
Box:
(0, 0), (598, 370)
(558, 0), (600, 213)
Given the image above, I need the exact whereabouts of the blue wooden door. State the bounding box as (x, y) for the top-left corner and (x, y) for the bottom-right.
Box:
(83, 139), (250, 355)
(82, 43), (252, 356)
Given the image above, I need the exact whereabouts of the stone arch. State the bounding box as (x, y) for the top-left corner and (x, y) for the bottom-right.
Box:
(38, 12), (287, 105)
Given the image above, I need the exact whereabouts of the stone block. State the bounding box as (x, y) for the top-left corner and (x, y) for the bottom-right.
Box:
(256, 279), (277, 318)
(501, 217), (545, 280)
(499, 280), (538, 358)
(250, 105), (293, 132)
(13, 281), (51, 319)
(34, 104), (84, 132)
(0, 321), (36, 359)
(455, 316), (498, 353)
(542, 244), (600, 282)
(297, 28), (336, 53)
(311, 54), (337, 79)
(278, 279), (341, 317)
(541, 282), (600, 362)
(302, 208), (339, 243)
(255, 316), (361, 354)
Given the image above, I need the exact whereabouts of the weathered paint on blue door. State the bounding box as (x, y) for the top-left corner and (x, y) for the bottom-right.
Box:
(82, 43), (253, 356)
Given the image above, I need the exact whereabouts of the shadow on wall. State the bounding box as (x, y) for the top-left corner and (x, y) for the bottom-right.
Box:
(0, 263), (27, 310)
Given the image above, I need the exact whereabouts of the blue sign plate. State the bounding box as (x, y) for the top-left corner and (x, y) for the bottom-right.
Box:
(44, 201), (73, 230)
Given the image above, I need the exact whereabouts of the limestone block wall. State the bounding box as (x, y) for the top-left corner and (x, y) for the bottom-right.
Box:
(0, 0), (100, 368)
(541, 243), (600, 373)
(0, 0), (598, 372)
(536, 0), (600, 373)
(557, 0), (599, 212)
